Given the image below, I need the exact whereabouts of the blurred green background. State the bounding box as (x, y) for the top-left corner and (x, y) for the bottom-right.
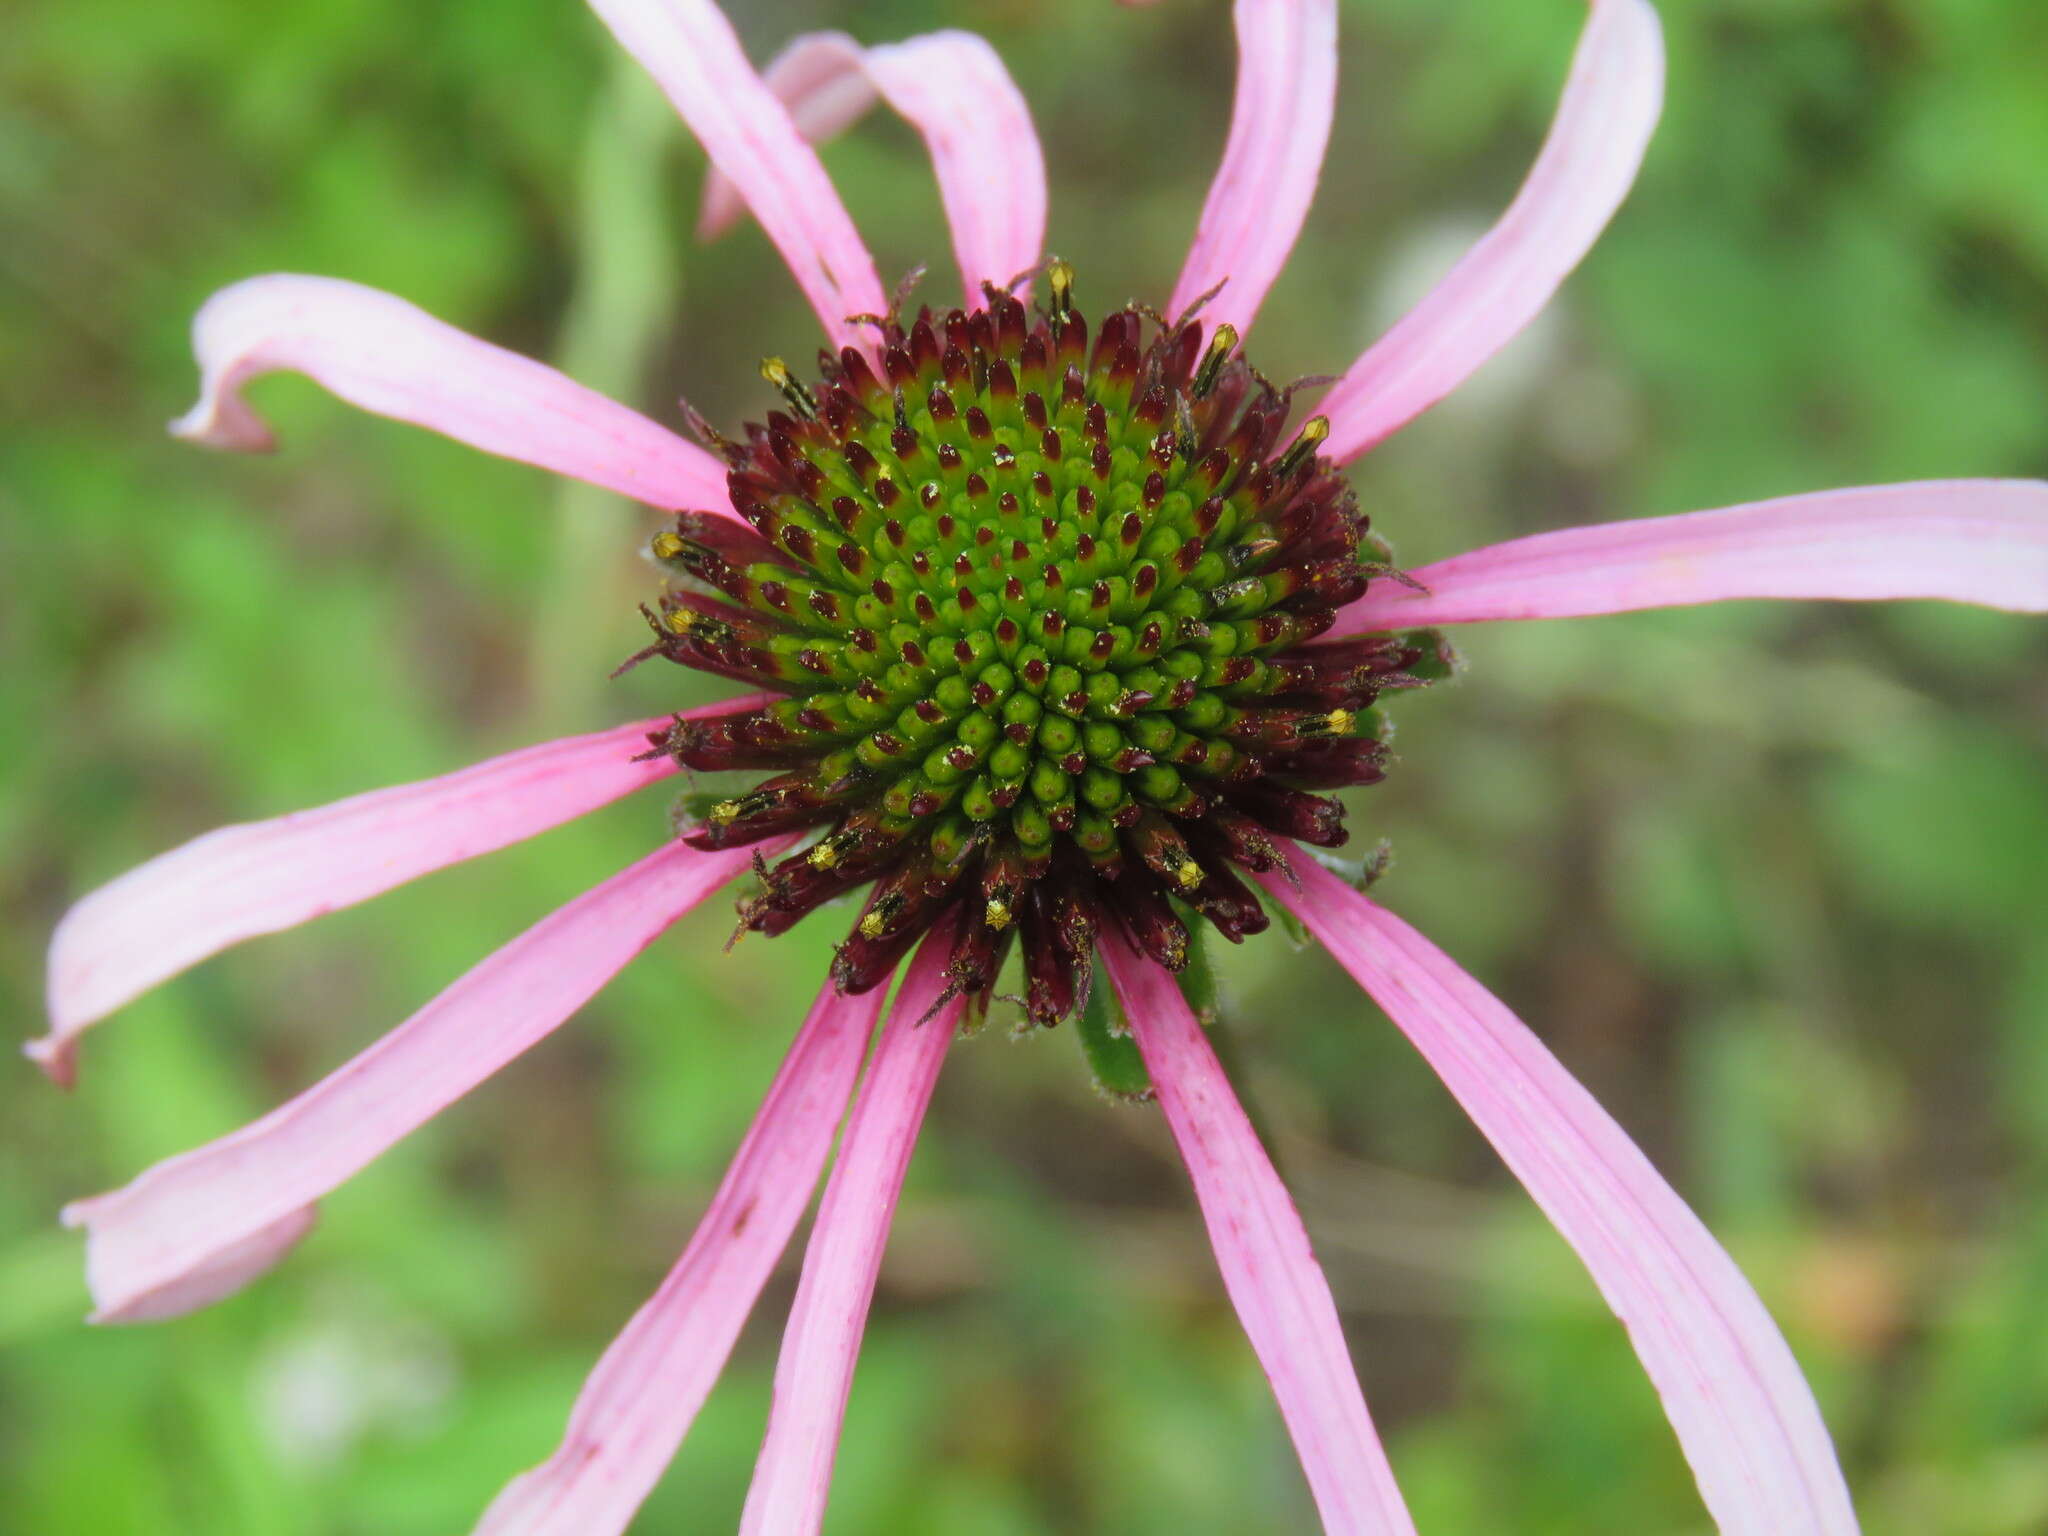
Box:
(5, 0), (2047, 1530)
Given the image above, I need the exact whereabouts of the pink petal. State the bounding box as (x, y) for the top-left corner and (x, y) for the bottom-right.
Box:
(170, 275), (732, 513)
(59, 1205), (320, 1326)
(1264, 862), (1860, 1535)
(64, 839), (768, 1325)
(584, 0), (886, 352)
(697, 33), (878, 244)
(1328, 480), (2048, 636)
(474, 976), (890, 1536)
(1316, 0), (1664, 463)
(700, 31), (1047, 305)
(738, 937), (961, 1535)
(1169, 0), (1338, 340)
(1101, 935), (1417, 1536)
(34, 704), (764, 1087)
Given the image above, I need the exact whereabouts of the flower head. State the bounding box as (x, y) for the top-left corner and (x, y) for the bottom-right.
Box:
(645, 271), (1444, 1020)
(34, 1), (2048, 1533)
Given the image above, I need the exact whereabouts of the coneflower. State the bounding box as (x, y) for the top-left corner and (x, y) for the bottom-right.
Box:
(34, 2), (2046, 1533)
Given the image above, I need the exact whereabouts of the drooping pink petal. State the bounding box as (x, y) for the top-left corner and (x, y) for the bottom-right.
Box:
(170, 275), (733, 513)
(1327, 480), (2048, 637)
(1315, 0), (1664, 463)
(700, 31), (1047, 305)
(474, 975), (890, 1536)
(583, 0), (886, 352)
(64, 839), (770, 1325)
(738, 936), (961, 1535)
(1169, 0), (1338, 340)
(1101, 934), (1417, 1536)
(1264, 861), (1860, 1535)
(34, 702), (766, 1087)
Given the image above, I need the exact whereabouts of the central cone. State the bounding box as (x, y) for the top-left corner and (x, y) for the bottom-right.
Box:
(639, 266), (1445, 1024)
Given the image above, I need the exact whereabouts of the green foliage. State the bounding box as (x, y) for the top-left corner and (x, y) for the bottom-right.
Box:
(5, 1), (2046, 1532)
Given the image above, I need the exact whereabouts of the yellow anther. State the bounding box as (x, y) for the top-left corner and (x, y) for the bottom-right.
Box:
(1276, 415), (1330, 477)
(1193, 324), (1239, 396)
(759, 355), (817, 418)
(664, 608), (695, 635)
(709, 799), (742, 826)
(1174, 857), (1204, 892)
(1048, 259), (1075, 322)
(1324, 708), (1354, 736)
(859, 910), (888, 940)
(650, 531), (686, 560)
(985, 897), (1012, 931)
(809, 840), (841, 871)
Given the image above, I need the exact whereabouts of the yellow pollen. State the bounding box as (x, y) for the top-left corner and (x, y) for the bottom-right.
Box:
(759, 355), (816, 417)
(1048, 259), (1075, 320)
(809, 841), (841, 870)
(985, 897), (1012, 931)
(1173, 857), (1204, 891)
(650, 531), (685, 560)
(1324, 708), (1354, 735)
(709, 799), (741, 826)
(664, 609), (694, 635)
(1194, 324), (1240, 394)
(859, 910), (888, 940)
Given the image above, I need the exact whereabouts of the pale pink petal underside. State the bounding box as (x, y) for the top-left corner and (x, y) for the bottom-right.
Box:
(701, 31), (1047, 305)
(738, 937), (961, 1536)
(170, 275), (732, 512)
(1327, 480), (2048, 637)
(474, 975), (890, 1536)
(1101, 935), (1417, 1536)
(1264, 862), (1860, 1535)
(34, 702), (766, 1087)
(64, 839), (769, 1324)
(1317, 0), (1664, 463)
(584, 0), (886, 352)
(59, 1204), (320, 1326)
(1169, 0), (1338, 340)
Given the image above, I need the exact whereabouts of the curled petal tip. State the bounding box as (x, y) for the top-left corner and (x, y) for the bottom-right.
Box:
(80, 1203), (320, 1325)
(167, 395), (275, 452)
(164, 273), (731, 508)
(23, 1034), (77, 1091)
